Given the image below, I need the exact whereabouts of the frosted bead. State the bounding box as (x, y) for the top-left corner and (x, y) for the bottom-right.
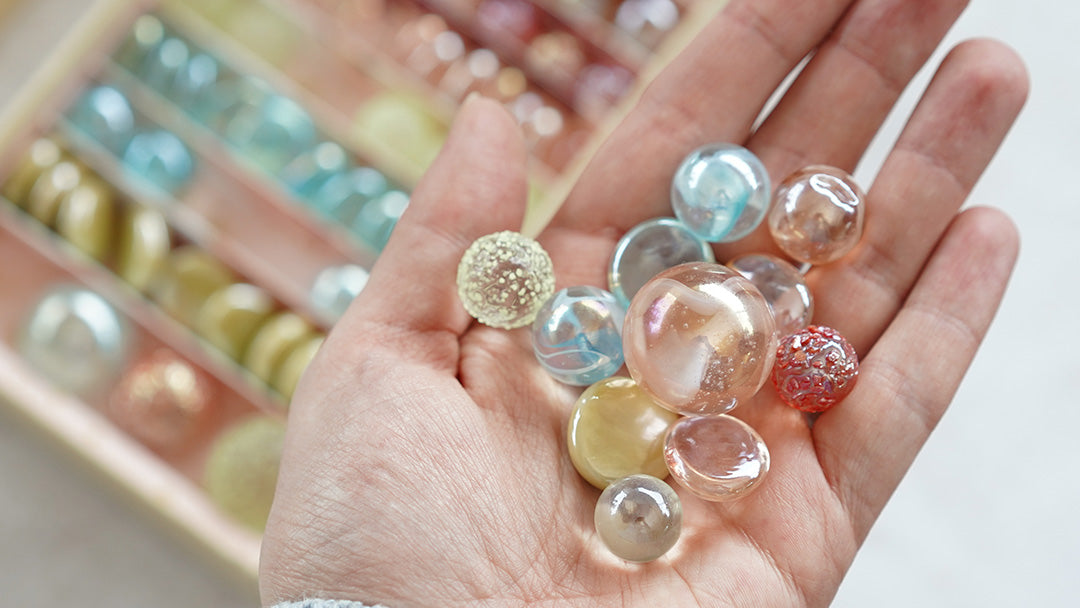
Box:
(594, 474), (681, 562)
(567, 377), (679, 489)
(728, 253), (813, 336)
(532, 286), (624, 385)
(68, 86), (135, 155)
(623, 262), (777, 416)
(457, 231), (555, 329)
(123, 130), (195, 193)
(772, 325), (859, 413)
(608, 217), (714, 309)
(204, 416), (285, 530)
(664, 415), (770, 501)
(768, 165), (865, 265)
(310, 264), (369, 324)
(195, 283), (276, 360)
(108, 349), (214, 450)
(671, 143), (771, 243)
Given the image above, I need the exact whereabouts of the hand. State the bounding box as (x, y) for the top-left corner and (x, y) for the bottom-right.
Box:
(259, 0), (1028, 605)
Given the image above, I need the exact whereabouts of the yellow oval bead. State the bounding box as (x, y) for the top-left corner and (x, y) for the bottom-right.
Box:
(242, 312), (314, 383)
(151, 246), (235, 327)
(271, 334), (324, 401)
(3, 138), (63, 204)
(26, 160), (82, 225)
(567, 377), (680, 489)
(116, 205), (171, 292)
(56, 178), (116, 261)
(195, 283), (276, 360)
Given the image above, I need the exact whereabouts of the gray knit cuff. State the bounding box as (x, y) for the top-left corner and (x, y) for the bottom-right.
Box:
(272, 600), (389, 608)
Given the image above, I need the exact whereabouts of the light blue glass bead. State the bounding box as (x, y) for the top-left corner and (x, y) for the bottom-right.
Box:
(225, 93), (316, 173)
(173, 53), (220, 109)
(608, 217), (714, 309)
(191, 72), (269, 129)
(68, 86), (135, 155)
(115, 15), (165, 73)
(352, 189), (408, 252)
(123, 129), (195, 193)
(141, 37), (190, 94)
(532, 286), (625, 386)
(671, 143), (771, 243)
(310, 264), (369, 324)
(309, 166), (389, 223)
(282, 142), (350, 198)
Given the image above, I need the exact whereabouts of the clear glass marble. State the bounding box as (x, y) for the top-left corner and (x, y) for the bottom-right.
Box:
(728, 253), (814, 336)
(567, 377), (679, 489)
(68, 86), (135, 155)
(123, 130), (195, 193)
(768, 165), (865, 265)
(310, 264), (369, 324)
(594, 474), (682, 562)
(663, 415), (770, 501)
(456, 231), (555, 329)
(532, 286), (625, 385)
(772, 325), (859, 413)
(671, 143), (771, 243)
(623, 262), (777, 416)
(608, 217), (714, 309)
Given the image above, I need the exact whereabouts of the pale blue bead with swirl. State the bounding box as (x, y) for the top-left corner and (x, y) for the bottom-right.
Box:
(532, 286), (625, 386)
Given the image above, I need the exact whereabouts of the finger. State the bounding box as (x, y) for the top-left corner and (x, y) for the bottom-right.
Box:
(814, 206), (1019, 540)
(809, 39), (1029, 354)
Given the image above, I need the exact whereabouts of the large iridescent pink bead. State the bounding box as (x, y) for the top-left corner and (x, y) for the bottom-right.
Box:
(768, 165), (865, 265)
(663, 415), (770, 501)
(623, 262), (778, 416)
(772, 325), (859, 413)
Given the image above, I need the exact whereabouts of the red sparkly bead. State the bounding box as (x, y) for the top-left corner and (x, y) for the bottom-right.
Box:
(772, 326), (858, 413)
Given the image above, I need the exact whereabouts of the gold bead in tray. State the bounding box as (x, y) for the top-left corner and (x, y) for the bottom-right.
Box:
(0, 0), (725, 584)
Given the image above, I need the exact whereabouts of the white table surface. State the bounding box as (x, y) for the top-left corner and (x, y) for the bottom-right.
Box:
(0, 0), (1075, 606)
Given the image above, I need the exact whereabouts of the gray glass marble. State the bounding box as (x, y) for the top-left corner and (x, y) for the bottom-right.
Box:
(608, 217), (714, 308)
(594, 474), (682, 562)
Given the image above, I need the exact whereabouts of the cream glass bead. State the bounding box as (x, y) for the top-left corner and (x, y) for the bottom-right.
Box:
(664, 415), (770, 501)
(768, 165), (865, 265)
(594, 474), (682, 562)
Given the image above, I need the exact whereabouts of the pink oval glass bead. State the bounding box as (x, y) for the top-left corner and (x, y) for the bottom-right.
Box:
(728, 253), (814, 336)
(768, 165), (865, 265)
(663, 415), (770, 501)
(623, 262), (777, 416)
(772, 325), (859, 413)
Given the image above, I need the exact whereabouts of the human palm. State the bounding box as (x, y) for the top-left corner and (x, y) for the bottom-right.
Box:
(260, 0), (1028, 606)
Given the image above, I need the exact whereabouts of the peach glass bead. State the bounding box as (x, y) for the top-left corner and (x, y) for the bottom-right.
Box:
(663, 415), (770, 501)
(728, 253), (814, 336)
(108, 350), (215, 450)
(768, 165), (865, 265)
(772, 325), (858, 413)
(623, 262), (777, 416)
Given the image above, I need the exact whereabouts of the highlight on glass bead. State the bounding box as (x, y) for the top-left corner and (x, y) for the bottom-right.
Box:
(532, 286), (625, 386)
(768, 165), (865, 265)
(663, 414), (770, 502)
(567, 377), (679, 489)
(608, 217), (715, 309)
(772, 325), (859, 413)
(623, 262), (778, 416)
(728, 253), (814, 337)
(594, 474), (682, 563)
(456, 231), (555, 329)
(671, 143), (771, 243)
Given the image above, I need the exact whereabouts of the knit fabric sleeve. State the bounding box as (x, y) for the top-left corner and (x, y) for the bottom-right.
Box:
(271, 600), (390, 608)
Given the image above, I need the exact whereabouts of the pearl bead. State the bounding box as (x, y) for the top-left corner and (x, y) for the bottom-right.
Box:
(623, 262), (777, 416)
(456, 231), (555, 329)
(567, 377), (679, 489)
(26, 161), (81, 225)
(594, 474), (682, 562)
(108, 350), (214, 450)
(772, 325), (859, 413)
(728, 253), (814, 336)
(3, 138), (62, 204)
(532, 286), (624, 386)
(204, 416), (285, 530)
(608, 217), (714, 309)
(671, 143), (771, 243)
(768, 165), (865, 265)
(272, 334), (324, 401)
(664, 415), (770, 501)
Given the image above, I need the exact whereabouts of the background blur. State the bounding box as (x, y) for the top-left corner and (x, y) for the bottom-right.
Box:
(0, 0), (1075, 606)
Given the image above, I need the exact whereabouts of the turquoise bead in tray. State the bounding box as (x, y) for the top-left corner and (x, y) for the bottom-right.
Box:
(68, 85), (135, 155)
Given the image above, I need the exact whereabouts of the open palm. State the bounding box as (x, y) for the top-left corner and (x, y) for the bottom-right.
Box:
(260, 0), (1028, 605)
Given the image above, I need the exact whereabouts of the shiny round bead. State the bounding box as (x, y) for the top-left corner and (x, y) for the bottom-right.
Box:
(204, 416), (285, 530)
(310, 264), (369, 324)
(623, 262), (777, 416)
(115, 15), (165, 73)
(173, 53), (220, 108)
(26, 161), (81, 225)
(282, 141), (349, 197)
(352, 189), (409, 252)
(456, 231), (555, 329)
(594, 474), (682, 563)
(243, 312), (315, 383)
(567, 377), (679, 489)
(272, 334), (323, 401)
(56, 178), (116, 262)
(728, 253), (813, 336)
(68, 86), (135, 155)
(353, 92), (447, 172)
(3, 138), (63, 204)
(664, 414), (770, 501)
(225, 94), (316, 173)
(309, 166), (389, 223)
(195, 283), (276, 360)
(140, 36), (190, 93)
(772, 325), (859, 413)
(116, 205), (171, 292)
(151, 246), (235, 327)
(532, 286), (624, 385)
(768, 165), (865, 265)
(123, 130), (195, 193)
(608, 217), (714, 309)
(671, 143), (771, 243)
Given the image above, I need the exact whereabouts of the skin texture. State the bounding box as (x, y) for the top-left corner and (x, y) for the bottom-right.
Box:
(259, 0), (1029, 605)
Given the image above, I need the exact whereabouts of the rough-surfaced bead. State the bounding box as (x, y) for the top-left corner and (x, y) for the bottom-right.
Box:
(204, 416), (285, 530)
(671, 143), (771, 243)
(623, 262), (777, 416)
(728, 253), (814, 337)
(594, 474), (682, 562)
(457, 231), (555, 329)
(608, 217), (714, 309)
(768, 165), (865, 265)
(772, 325), (858, 413)
(532, 286), (624, 385)
(567, 377), (679, 488)
(108, 349), (214, 450)
(663, 415), (770, 501)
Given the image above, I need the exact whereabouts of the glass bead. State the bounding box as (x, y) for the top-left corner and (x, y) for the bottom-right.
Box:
(3, 138), (63, 204)
(123, 130), (196, 193)
(532, 286), (624, 386)
(195, 283), (276, 360)
(664, 415), (770, 501)
(353, 92), (447, 172)
(352, 190), (409, 252)
(151, 246), (235, 327)
(55, 177), (116, 262)
(768, 165), (865, 265)
(204, 416), (285, 531)
(173, 53), (220, 108)
(310, 264), (369, 324)
(608, 217), (715, 309)
(309, 167), (389, 223)
(728, 253), (814, 336)
(567, 377), (679, 489)
(19, 286), (131, 398)
(623, 262), (777, 416)
(772, 325), (859, 413)
(116, 205), (171, 292)
(225, 94), (316, 173)
(456, 231), (555, 329)
(282, 141), (350, 198)
(140, 36), (190, 93)
(243, 312), (314, 383)
(26, 161), (81, 225)
(68, 86), (135, 155)
(594, 474), (682, 563)
(191, 72), (269, 129)
(272, 334), (324, 401)
(114, 15), (165, 73)
(671, 143), (771, 243)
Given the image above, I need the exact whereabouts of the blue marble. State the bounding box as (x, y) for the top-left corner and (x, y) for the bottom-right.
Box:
(123, 129), (195, 193)
(670, 143), (771, 243)
(532, 286), (625, 386)
(190, 72), (270, 130)
(608, 217), (714, 309)
(68, 86), (135, 155)
(173, 53), (220, 109)
(309, 264), (369, 323)
(282, 142), (350, 198)
(115, 15), (165, 73)
(224, 93), (316, 173)
(351, 189), (408, 252)
(140, 37), (191, 94)
(309, 166), (389, 223)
